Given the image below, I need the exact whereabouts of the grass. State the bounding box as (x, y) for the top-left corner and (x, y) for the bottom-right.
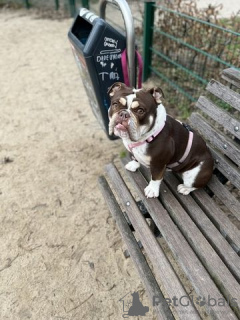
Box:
(120, 150), (127, 158)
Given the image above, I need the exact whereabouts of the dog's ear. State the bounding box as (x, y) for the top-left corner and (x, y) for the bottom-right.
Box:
(148, 87), (164, 103)
(107, 82), (125, 97)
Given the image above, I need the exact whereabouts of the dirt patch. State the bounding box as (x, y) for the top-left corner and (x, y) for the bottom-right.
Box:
(0, 9), (156, 320)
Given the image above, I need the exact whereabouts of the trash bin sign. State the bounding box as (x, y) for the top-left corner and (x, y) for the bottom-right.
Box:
(68, 8), (126, 139)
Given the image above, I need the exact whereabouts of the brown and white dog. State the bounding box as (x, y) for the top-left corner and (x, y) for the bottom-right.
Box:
(108, 82), (214, 198)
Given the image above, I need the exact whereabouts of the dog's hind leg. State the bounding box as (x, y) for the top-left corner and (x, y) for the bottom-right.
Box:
(177, 184), (196, 195)
(177, 162), (203, 195)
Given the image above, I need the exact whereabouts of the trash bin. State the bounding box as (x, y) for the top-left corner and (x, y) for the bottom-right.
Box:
(68, 8), (127, 139)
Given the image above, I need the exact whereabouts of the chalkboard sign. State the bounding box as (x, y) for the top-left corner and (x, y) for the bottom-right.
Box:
(68, 8), (126, 139)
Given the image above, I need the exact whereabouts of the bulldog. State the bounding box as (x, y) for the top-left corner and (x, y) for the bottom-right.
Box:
(108, 82), (214, 198)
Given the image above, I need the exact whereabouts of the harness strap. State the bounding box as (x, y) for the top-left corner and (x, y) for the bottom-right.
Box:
(127, 116), (194, 169)
(167, 131), (194, 169)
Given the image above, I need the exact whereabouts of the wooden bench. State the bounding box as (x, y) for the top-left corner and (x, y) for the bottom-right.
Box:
(98, 68), (240, 320)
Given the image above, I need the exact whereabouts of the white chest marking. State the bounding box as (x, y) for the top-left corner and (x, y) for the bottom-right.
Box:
(121, 104), (167, 168)
(123, 139), (151, 167)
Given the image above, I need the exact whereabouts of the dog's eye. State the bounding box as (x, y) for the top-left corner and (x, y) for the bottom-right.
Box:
(112, 102), (118, 109)
(137, 108), (144, 115)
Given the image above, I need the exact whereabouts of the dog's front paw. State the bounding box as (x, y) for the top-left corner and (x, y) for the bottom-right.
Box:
(144, 180), (161, 198)
(125, 160), (140, 172)
(177, 184), (196, 195)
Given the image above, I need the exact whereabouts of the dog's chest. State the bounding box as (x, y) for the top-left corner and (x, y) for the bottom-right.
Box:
(123, 140), (151, 167)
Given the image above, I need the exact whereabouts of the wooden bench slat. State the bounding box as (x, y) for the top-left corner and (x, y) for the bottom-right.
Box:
(138, 165), (240, 315)
(206, 80), (240, 112)
(190, 112), (240, 167)
(196, 96), (240, 140)
(162, 171), (240, 283)
(207, 175), (240, 222)
(190, 187), (240, 253)
(210, 147), (240, 190)
(159, 181), (240, 317)
(222, 68), (240, 89)
(121, 159), (239, 320)
(98, 176), (175, 320)
(104, 163), (201, 320)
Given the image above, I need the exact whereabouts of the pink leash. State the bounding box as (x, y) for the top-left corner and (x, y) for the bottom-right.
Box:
(121, 49), (143, 89)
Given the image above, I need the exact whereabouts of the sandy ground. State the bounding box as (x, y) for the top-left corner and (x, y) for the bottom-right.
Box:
(0, 9), (156, 320)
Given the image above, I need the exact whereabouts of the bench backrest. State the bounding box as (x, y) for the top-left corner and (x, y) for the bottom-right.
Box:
(190, 68), (240, 189)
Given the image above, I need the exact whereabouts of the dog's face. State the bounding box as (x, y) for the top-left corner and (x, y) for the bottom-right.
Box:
(108, 82), (164, 141)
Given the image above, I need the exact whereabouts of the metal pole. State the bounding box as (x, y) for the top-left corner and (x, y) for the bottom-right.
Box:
(55, 0), (59, 11)
(99, 0), (136, 87)
(69, 0), (76, 17)
(24, 0), (30, 9)
(81, 0), (89, 9)
(143, 1), (155, 81)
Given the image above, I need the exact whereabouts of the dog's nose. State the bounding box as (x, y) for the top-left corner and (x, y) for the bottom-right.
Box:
(118, 110), (130, 121)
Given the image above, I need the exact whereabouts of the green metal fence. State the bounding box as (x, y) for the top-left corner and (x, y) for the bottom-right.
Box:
(143, 2), (240, 117)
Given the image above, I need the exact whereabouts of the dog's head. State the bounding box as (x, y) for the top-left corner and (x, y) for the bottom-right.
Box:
(108, 82), (164, 141)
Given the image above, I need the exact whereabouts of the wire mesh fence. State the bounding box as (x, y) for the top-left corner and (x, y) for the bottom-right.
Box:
(148, 3), (240, 117)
